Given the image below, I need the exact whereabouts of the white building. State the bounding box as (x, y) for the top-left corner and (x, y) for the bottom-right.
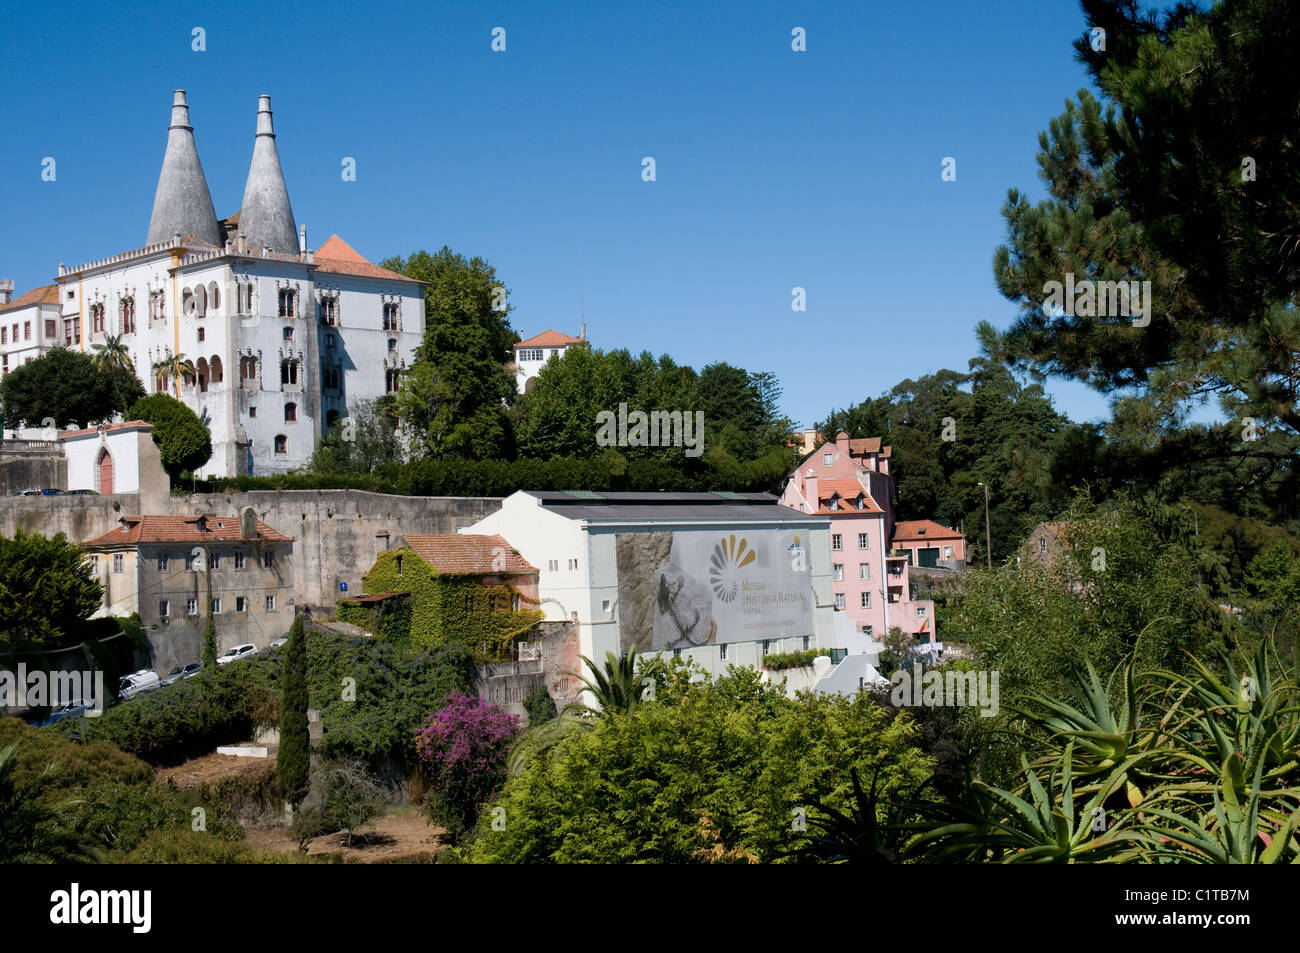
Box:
(513, 328), (584, 393)
(463, 490), (885, 695)
(2, 90), (424, 476)
(0, 283), (61, 379)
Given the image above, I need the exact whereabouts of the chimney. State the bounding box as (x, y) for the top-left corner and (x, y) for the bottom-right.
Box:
(298, 224), (307, 253)
(0, 279), (12, 306)
(579, 322), (587, 341)
(240, 506), (258, 540)
(804, 469), (818, 512)
(835, 430), (850, 455)
(238, 95), (299, 254)
(146, 91), (222, 247)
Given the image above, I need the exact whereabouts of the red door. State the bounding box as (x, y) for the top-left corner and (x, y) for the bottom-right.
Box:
(97, 448), (113, 494)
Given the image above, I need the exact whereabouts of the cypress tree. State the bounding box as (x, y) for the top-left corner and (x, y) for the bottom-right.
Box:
(277, 613), (311, 807)
(201, 565), (217, 668)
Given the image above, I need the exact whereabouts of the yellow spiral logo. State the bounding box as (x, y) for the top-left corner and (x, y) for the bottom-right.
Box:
(709, 534), (757, 602)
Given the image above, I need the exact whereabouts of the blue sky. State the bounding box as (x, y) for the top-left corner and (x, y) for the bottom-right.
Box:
(1, 0), (1118, 428)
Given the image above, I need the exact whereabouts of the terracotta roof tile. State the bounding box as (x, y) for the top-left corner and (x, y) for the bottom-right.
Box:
(314, 234), (422, 283)
(0, 284), (59, 313)
(401, 534), (536, 575)
(516, 329), (583, 348)
(59, 419), (153, 440)
(848, 437), (882, 454)
(82, 514), (294, 546)
(812, 479), (882, 515)
(892, 520), (964, 541)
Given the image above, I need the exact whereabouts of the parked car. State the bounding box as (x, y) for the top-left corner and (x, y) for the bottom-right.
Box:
(269, 636), (289, 649)
(36, 488), (66, 496)
(66, 488), (99, 495)
(159, 662), (202, 685)
(118, 669), (161, 700)
(216, 644), (258, 665)
(39, 699), (94, 726)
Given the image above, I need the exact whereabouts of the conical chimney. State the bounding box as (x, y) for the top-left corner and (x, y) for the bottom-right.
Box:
(146, 91), (222, 247)
(238, 95), (298, 255)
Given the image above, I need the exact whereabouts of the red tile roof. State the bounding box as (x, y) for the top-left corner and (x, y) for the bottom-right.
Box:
(82, 514), (294, 546)
(811, 479), (883, 515)
(848, 437), (882, 454)
(402, 534), (537, 575)
(60, 419), (153, 440)
(516, 329), (582, 348)
(314, 234), (422, 283)
(0, 284), (59, 313)
(892, 520), (964, 542)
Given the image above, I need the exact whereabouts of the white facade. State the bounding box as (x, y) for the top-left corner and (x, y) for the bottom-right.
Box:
(462, 491), (846, 687)
(0, 290), (61, 379)
(513, 329), (583, 393)
(42, 238), (422, 477)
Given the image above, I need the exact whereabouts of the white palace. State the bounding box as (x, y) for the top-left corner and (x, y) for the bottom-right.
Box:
(0, 90), (424, 477)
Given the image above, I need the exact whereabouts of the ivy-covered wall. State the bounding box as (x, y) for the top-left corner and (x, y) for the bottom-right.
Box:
(362, 549), (543, 662)
(335, 592), (412, 642)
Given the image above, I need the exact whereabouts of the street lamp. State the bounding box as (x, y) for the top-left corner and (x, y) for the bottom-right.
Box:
(976, 482), (991, 569)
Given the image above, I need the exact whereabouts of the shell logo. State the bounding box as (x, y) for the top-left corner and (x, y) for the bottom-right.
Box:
(709, 534), (757, 602)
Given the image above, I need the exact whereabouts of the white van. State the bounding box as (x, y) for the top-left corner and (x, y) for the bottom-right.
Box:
(118, 669), (160, 700)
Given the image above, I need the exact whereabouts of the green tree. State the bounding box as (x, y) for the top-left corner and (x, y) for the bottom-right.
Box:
(127, 393), (212, 479)
(381, 247), (518, 459)
(0, 347), (144, 428)
(277, 614), (311, 807)
(990, 0), (1300, 466)
(0, 530), (102, 649)
(465, 665), (932, 863)
(90, 334), (135, 373)
(149, 353), (196, 394)
(308, 396), (403, 475)
(0, 743), (97, 863)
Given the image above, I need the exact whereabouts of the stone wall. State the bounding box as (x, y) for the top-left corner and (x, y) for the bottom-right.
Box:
(474, 620), (582, 723)
(0, 489), (504, 612)
(0, 446), (64, 496)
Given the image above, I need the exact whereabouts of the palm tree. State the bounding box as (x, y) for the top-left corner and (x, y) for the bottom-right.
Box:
(90, 334), (134, 372)
(506, 647), (666, 774)
(150, 352), (196, 395)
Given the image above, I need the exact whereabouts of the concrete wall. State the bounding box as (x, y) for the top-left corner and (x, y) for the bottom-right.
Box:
(0, 446), (64, 495)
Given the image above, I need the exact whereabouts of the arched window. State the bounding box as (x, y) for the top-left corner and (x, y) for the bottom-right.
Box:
(280, 359), (300, 387)
(385, 369), (400, 394)
(196, 357), (209, 393)
(210, 355), (223, 384)
(274, 435), (288, 455)
(284, 402), (297, 423)
(240, 355), (258, 381)
(387, 338), (397, 353)
(96, 447), (114, 494)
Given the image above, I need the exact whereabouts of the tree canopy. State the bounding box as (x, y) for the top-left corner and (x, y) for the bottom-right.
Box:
(0, 529), (103, 649)
(0, 347), (144, 429)
(127, 393), (212, 479)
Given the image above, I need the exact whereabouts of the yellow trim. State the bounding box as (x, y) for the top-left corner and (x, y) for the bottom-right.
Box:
(170, 249), (182, 397)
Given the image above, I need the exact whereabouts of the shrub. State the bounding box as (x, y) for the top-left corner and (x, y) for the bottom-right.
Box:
(761, 648), (832, 671)
(522, 684), (557, 726)
(415, 693), (520, 843)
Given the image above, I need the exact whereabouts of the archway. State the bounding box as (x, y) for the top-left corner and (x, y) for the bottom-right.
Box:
(96, 447), (114, 494)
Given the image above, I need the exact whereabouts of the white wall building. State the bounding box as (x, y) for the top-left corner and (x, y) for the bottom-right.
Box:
(3, 90), (424, 475)
(463, 490), (886, 696)
(513, 328), (584, 393)
(0, 283), (61, 381)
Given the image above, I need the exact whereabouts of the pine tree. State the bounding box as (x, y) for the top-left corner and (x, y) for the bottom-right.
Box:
(277, 613), (311, 808)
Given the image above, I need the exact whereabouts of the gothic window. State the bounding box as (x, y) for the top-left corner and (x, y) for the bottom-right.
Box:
(385, 368), (400, 394)
(64, 318), (80, 346)
(382, 302), (398, 331)
(240, 355), (259, 381)
(120, 297), (136, 334)
(280, 358), (300, 387)
(150, 290), (165, 322)
(278, 288), (295, 318)
(320, 295), (338, 326)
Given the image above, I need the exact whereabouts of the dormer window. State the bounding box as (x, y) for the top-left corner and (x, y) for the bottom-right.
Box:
(828, 495), (839, 510)
(855, 495), (866, 510)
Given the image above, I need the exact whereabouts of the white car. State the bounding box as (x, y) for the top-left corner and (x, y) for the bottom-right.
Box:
(118, 669), (160, 700)
(216, 644), (258, 665)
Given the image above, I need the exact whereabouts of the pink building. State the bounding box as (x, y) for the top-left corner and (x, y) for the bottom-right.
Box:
(892, 519), (967, 568)
(780, 431), (937, 641)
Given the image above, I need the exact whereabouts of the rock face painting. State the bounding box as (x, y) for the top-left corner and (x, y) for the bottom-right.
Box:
(614, 529), (814, 652)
